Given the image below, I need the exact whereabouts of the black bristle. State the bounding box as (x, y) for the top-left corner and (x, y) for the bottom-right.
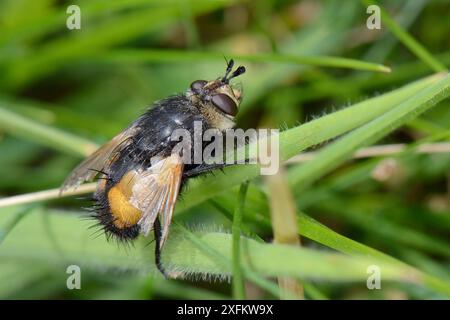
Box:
(88, 168), (109, 176)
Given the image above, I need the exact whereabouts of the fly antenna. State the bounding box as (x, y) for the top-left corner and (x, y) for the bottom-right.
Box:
(222, 58), (234, 82)
(229, 65), (246, 80)
(222, 59), (245, 83)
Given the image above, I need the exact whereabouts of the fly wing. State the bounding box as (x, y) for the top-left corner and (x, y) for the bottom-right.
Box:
(130, 153), (184, 248)
(60, 125), (139, 194)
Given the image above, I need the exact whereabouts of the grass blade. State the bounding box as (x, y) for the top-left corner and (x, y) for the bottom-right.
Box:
(0, 208), (423, 285)
(362, 0), (446, 72)
(0, 106), (97, 157)
(288, 73), (450, 190)
(266, 167), (304, 299)
(101, 49), (392, 73)
(232, 182), (249, 300)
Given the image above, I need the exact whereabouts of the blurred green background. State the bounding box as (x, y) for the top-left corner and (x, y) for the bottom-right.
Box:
(0, 0), (449, 300)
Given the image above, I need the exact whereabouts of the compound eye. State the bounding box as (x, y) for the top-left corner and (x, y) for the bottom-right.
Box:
(190, 80), (207, 91)
(211, 93), (238, 116)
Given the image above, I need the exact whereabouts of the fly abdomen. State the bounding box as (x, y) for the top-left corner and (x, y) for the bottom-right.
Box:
(93, 169), (143, 242)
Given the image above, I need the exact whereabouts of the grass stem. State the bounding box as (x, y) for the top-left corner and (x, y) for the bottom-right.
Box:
(232, 181), (249, 300)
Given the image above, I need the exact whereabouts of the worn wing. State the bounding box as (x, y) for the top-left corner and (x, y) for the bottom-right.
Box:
(60, 125), (139, 194)
(130, 153), (184, 248)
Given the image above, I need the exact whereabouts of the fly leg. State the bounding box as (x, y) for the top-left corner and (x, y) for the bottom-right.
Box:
(183, 163), (232, 178)
(153, 217), (169, 278)
(183, 159), (257, 178)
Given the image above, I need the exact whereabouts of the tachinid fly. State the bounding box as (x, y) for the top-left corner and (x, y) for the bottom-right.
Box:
(60, 59), (246, 277)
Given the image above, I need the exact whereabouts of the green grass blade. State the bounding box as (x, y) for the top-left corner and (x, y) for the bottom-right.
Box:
(287, 73), (450, 190)
(0, 106), (97, 157)
(214, 189), (450, 296)
(362, 0), (446, 72)
(0, 208), (424, 285)
(101, 49), (391, 73)
(232, 182), (249, 300)
(176, 223), (283, 298)
(4, 0), (239, 88)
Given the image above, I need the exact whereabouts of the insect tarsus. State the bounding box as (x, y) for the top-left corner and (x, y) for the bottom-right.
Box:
(154, 217), (169, 278)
